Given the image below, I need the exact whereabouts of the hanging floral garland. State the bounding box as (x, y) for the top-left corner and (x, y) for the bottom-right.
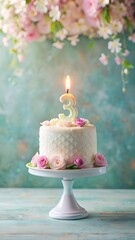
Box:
(0, 0), (135, 91)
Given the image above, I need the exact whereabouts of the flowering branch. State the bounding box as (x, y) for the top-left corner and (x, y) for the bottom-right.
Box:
(0, 0), (135, 90)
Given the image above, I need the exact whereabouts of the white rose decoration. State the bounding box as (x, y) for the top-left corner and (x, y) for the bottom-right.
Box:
(49, 155), (66, 170)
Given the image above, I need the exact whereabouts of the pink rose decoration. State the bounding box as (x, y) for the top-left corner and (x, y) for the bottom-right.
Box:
(94, 153), (107, 167)
(75, 118), (87, 127)
(31, 152), (40, 167)
(49, 155), (66, 170)
(74, 157), (84, 167)
(37, 156), (48, 169)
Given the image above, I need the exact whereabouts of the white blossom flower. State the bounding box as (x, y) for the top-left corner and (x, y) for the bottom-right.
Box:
(56, 28), (68, 41)
(123, 68), (129, 75)
(53, 41), (64, 49)
(99, 0), (109, 7)
(34, 0), (48, 13)
(7, 0), (26, 13)
(110, 21), (123, 34)
(98, 25), (112, 39)
(49, 6), (61, 22)
(108, 39), (122, 54)
(68, 35), (79, 46)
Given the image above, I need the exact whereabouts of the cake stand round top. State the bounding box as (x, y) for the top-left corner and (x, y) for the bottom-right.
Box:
(26, 164), (107, 179)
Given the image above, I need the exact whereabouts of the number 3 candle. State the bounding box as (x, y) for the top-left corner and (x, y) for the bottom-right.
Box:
(58, 75), (78, 120)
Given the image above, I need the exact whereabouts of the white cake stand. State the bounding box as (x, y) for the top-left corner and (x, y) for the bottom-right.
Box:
(26, 165), (107, 220)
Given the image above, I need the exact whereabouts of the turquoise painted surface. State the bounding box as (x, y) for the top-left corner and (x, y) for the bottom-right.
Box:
(0, 36), (135, 188)
(0, 189), (135, 239)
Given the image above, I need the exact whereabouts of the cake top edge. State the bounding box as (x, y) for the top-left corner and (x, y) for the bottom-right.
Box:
(40, 118), (94, 128)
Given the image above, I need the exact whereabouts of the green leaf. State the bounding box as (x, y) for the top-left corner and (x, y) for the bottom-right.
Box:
(122, 60), (134, 69)
(88, 40), (95, 49)
(101, 5), (110, 23)
(50, 33), (57, 42)
(111, 35), (117, 40)
(125, 17), (133, 33)
(50, 21), (63, 34)
(45, 15), (51, 22)
(10, 57), (17, 68)
(26, 0), (31, 4)
(66, 164), (79, 169)
(10, 49), (17, 54)
(26, 162), (34, 168)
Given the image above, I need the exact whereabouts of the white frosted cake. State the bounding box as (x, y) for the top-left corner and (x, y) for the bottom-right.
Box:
(39, 124), (97, 168)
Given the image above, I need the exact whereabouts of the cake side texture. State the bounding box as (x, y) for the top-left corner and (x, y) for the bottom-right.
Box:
(39, 125), (97, 168)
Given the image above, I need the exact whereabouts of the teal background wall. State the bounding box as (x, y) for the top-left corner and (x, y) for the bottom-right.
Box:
(0, 36), (135, 188)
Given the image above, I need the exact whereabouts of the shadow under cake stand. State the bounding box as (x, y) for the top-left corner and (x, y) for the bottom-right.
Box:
(26, 165), (107, 220)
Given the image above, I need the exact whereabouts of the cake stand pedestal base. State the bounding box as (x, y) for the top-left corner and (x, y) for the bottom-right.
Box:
(49, 178), (88, 220)
(27, 166), (107, 220)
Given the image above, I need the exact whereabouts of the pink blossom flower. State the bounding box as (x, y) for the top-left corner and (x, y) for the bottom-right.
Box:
(99, 53), (108, 65)
(60, 0), (67, 3)
(17, 54), (25, 63)
(128, 33), (135, 43)
(37, 156), (48, 169)
(83, 0), (99, 18)
(31, 152), (40, 167)
(2, 37), (8, 47)
(94, 153), (107, 167)
(27, 2), (43, 22)
(114, 56), (121, 65)
(37, 17), (50, 34)
(122, 49), (130, 56)
(75, 118), (87, 127)
(49, 155), (66, 170)
(82, 0), (100, 27)
(74, 157), (84, 167)
(26, 28), (41, 42)
(87, 16), (100, 28)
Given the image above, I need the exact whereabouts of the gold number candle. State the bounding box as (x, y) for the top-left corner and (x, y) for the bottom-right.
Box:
(58, 76), (78, 120)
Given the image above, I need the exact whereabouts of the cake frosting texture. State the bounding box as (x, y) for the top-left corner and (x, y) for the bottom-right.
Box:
(39, 124), (97, 168)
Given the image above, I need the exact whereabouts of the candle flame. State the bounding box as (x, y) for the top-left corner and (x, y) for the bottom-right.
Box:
(66, 75), (70, 93)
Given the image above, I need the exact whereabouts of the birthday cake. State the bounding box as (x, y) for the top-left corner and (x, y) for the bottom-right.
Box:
(27, 77), (107, 170)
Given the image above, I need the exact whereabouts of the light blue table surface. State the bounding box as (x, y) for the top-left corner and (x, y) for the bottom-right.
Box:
(0, 188), (135, 240)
